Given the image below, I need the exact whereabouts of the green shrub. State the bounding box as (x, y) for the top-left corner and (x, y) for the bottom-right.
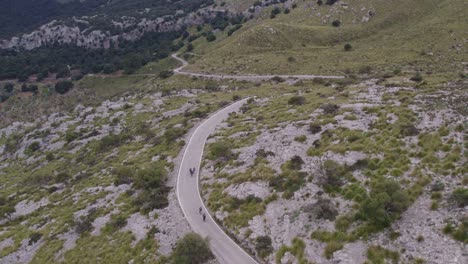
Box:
(55, 171), (70, 183)
(288, 96), (306, 105)
(206, 32), (216, 42)
(410, 73), (423, 82)
(294, 135), (307, 143)
(159, 70), (173, 79)
(305, 198), (338, 220)
(344, 43), (352, 51)
(321, 103), (339, 115)
(28, 232), (42, 245)
(113, 166), (134, 185)
(55, 80), (74, 94)
(27, 141), (41, 153)
(164, 127), (185, 142)
(0, 197), (14, 220)
(324, 241), (343, 259)
(319, 160), (347, 192)
(452, 188), (468, 207)
(65, 131), (79, 143)
(96, 133), (130, 152)
(366, 245), (399, 264)
(171, 233), (214, 264)
(208, 141), (234, 161)
(332, 20), (341, 27)
(271, 76), (285, 83)
(309, 123), (322, 134)
(106, 215), (127, 232)
(288, 155), (304, 170)
(255, 235), (273, 258)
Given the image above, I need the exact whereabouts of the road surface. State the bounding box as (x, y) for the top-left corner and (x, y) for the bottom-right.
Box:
(176, 98), (258, 264)
(171, 53), (344, 81)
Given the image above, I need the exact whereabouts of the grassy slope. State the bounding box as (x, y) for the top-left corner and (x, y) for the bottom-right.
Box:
(189, 0), (467, 77)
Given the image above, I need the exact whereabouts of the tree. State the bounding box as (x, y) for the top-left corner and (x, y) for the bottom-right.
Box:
(55, 80), (73, 94)
(359, 179), (410, 229)
(171, 233), (214, 264)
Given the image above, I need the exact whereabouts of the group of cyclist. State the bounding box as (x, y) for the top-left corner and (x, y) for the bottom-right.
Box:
(189, 168), (206, 222)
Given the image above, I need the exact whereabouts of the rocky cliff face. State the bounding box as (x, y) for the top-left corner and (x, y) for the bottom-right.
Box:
(0, 9), (218, 50)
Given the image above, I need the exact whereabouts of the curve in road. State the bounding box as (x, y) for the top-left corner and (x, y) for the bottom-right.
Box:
(176, 98), (258, 264)
(171, 53), (344, 81)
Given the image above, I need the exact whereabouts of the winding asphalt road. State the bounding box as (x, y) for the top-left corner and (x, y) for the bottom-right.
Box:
(176, 98), (258, 264)
(171, 53), (344, 81)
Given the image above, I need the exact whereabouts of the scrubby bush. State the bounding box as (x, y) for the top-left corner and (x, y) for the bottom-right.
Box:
(227, 24), (242, 36)
(171, 233), (214, 264)
(366, 245), (400, 264)
(3, 83), (14, 93)
(163, 127), (185, 142)
(288, 155), (304, 170)
(106, 215), (127, 232)
(204, 81), (220, 91)
(410, 73), (423, 82)
(271, 7), (281, 18)
(255, 235), (273, 258)
(159, 70), (173, 79)
(399, 124), (419, 137)
(452, 188), (468, 207)
(208, 141), (234, 161)
(319, 160), (347, 192)
(113, 166), (134, 185)
(305, 198), (338, 220)
(21, 84), (38, 93)
(55, 171), (70, 183)
(344, 43), (352, 51)
(27, 141), (41, 153)
(358, 65), (372, 74)
(271, 76), (285, 83)
(96, 133), (129, 152)
(321, 103), (339, 115)
(55, 80), (73, 94)
(206, 32), (216, 42)
(75, 210), (97, 234)
(28, 232), (42, 245)
(332, 20), (341, 27)
(0, 197), (14, 220)
(288, 96), (306, 105)
(309, 123), (322, 134)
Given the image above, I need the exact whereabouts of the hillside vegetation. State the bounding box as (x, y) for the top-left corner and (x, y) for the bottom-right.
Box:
(189, 0), (467, 76)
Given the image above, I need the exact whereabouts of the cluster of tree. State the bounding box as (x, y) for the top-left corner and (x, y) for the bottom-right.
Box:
(0, 31), (182, 80)
(0, 0), (214, 38)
